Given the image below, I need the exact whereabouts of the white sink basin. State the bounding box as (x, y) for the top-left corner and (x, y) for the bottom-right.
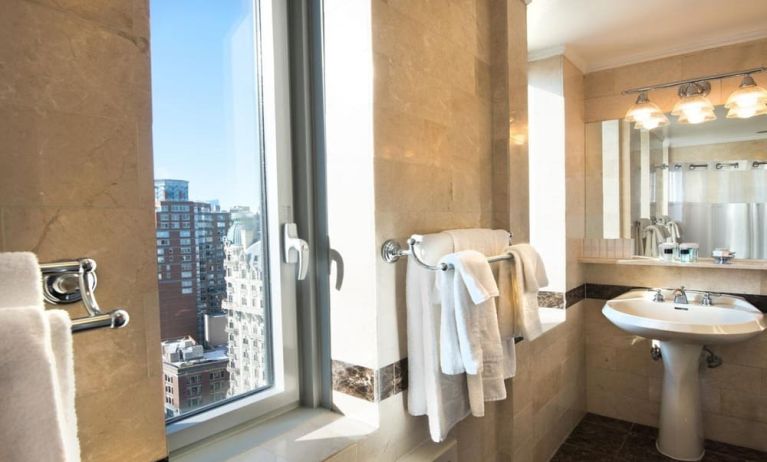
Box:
(603, 289), (766, 344)
(602, 289), (765, 461)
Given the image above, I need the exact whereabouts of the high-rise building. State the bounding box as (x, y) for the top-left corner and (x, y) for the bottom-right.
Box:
(222, 207), (269, 395)
(161, 336), (229, 418)
(155, 179), (231, 342)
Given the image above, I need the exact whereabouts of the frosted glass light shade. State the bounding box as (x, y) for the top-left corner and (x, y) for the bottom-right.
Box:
(672, 94), (717, 124)
(725, 75), (767, 119)
(625, 92), (669, 130)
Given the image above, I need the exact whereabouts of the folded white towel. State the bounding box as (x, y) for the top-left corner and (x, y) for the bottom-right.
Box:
(501, 244), (547, 342)
(438, 250), (506, 417)
(445, 228), (516, 376)
(438, 250), (500, 375)
(406, 233), (470, 443)
(0, 252), (43, 309)
(0, 252), (80, 462)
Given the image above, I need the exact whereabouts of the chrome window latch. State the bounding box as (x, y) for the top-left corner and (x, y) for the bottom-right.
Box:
(283, 223), (310, 281)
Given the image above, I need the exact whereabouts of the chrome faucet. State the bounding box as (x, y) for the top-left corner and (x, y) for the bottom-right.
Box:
(651, 289), (665, 302)
(672, 286), (688, 304)
(701, 292), (720, 306)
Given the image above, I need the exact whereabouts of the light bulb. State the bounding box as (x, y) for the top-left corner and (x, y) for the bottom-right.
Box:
(625, 92), (668, 130)
(672, 86), (716, 125)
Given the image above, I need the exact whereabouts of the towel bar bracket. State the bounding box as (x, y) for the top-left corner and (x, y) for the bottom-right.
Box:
(40, 258), (129, 332)
(381, 239), (407, 263)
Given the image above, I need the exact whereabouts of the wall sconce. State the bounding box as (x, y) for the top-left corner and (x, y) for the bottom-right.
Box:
(672, 81), (716, 124)
(622, 67), (767, 129)
(725, 74), (767, 119)
(625, 91), (669, 130)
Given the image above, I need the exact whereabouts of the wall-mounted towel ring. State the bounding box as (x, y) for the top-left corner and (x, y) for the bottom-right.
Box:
(40, 258), (129, 333)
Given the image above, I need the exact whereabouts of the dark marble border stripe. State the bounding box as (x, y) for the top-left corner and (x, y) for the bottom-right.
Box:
(332, 358), (408, 402)
(584, 283), (635, 301)
(539, 291), (565, 308)
(565, 284), (586, 308)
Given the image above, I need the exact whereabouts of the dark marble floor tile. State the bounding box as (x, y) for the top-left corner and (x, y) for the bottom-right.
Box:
(582, 413), (634, 432)
(705, 440), (767, 462)
(617, 434), (676, 462)
(701, 450), (750, 462)
(629, 423), (659, 438)
(553, 413), (767, 462)
(551, 443), (616, 462)
(566, 419), (629, 455)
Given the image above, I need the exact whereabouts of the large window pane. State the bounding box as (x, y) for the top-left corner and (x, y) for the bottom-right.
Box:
(150, 0), (272, 422)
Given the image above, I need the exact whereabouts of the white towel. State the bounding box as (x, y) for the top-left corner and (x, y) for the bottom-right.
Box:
(0, 251), (43, 309)
(438, 251), (506, 417)
(502, 244), (547, 342)
(444, 229), (516, 376)
(666, 221), (681, 243)
(406, 233), (470, 443)
(643, 225), (665, 256)
(438, 250), (500, 376)
(0, 252), (80, 462)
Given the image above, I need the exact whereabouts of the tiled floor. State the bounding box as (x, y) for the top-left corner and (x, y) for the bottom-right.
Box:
(551, 413), (767, 462)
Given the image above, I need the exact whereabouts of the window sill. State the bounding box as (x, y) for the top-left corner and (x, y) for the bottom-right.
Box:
(169, 408), (375, 462)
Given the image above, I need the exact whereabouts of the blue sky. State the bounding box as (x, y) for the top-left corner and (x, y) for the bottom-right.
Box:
(150, 0), (262, 210)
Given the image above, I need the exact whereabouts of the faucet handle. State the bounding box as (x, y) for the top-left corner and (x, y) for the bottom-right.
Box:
(650, 288), (664, 302)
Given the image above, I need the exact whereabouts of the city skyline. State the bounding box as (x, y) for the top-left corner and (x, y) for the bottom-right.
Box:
(155, 178), (268, 418)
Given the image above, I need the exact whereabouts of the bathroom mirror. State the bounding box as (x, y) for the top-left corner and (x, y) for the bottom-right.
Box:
(585, 105), (767, 259)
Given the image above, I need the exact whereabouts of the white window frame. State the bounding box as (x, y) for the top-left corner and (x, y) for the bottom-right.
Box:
(165, 0), (299, 451)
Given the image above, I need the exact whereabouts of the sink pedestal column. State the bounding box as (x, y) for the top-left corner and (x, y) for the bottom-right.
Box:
(657, 341), (704, 461)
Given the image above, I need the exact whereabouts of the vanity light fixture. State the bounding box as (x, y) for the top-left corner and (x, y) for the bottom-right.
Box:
(625, 91), (669, 130)
(622, 67), (767, 129)
(725, 74), (767, 119)
(672, 81), (716, 124)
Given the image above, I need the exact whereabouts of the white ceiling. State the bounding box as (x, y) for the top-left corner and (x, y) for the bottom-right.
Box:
(528, 0), (767, 73)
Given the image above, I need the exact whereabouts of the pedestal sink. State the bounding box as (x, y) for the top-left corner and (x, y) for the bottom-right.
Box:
(602, 289), (766, 461)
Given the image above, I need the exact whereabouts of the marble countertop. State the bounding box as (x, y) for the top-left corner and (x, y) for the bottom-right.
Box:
(579, 256), (767, 271)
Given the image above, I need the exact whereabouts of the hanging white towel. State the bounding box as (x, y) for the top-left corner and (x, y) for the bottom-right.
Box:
(501, 244), (548, 342)
(643, 225), (665, 256)
(438, 250), (500, 376)
(406, 233), (470, 443)
(0, 252), (80, 462)
(0, 251), (43, 308)
(445, 229), (516, 377)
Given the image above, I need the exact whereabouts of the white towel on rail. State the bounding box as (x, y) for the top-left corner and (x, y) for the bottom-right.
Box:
(438, 251), (506, 416)
(445, 228), (516, 376)
(501, 244), (547, 342)
(0, 252), (80, 462)
(406, 233), (470, 443)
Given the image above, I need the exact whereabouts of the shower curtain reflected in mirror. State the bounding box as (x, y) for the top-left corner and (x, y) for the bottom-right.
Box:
(666, 163), (767, 258)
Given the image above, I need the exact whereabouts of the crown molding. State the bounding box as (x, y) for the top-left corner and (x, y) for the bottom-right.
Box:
(529, 29), (767, 75)
(528, 45), (588, 74)
(586, 29), (767, 73)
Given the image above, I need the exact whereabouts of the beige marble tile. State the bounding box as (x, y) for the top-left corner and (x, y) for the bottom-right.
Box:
(34, 0), (134, 33)
(703, 412), (767, 452)
(0, 0), (146, 121)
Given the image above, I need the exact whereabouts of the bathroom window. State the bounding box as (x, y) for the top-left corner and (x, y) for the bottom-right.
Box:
(152, 0), (302, 447)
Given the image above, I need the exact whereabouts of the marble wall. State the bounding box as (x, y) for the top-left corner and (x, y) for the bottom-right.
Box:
(0, 1), (167, 461)
(584, 264), (767, 451)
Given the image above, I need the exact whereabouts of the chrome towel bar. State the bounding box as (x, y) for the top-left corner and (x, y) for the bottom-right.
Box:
(41, 258), (129, 333)
(381, 232), (514, 271)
